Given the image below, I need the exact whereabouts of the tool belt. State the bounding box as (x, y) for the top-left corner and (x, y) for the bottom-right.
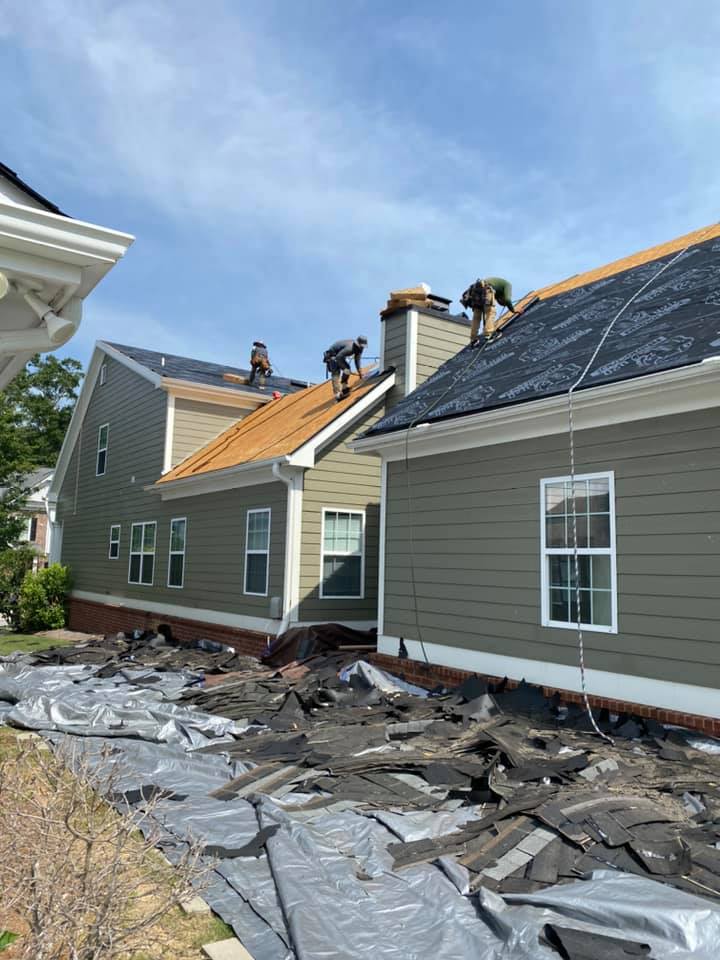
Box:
(461, 280), (494, 310)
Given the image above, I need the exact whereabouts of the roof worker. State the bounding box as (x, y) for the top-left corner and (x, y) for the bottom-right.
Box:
(248, 340), (272, 387)
(460, 277), (521, 345)
(323, 335), (368, 402)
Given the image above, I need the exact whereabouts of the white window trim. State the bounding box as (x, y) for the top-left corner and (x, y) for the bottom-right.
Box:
(244, 508), (271, 597)
(319, 507), (366, 600)
(128, 521), (156, 586)
(96, 423), (109, 476)
(99, 362), (107, 385)
(108, 523), (121, 560)
(167, 517), (187, 589)
(540, 471), (617, 634)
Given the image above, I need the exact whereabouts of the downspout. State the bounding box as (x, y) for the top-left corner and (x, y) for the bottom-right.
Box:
(272, 461), (304, 634)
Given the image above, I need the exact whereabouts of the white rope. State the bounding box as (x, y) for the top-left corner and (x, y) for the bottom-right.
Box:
(566, 239), (701, 742)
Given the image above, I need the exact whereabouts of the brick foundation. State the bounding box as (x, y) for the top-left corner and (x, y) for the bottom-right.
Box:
(68, 597), (270, 657)
(368, 652), (720, 738)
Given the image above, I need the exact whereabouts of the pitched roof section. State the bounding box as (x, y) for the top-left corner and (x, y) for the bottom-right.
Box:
(105, 342), (308, 396)
(368, 222), (720, 436)
(158, 370), (390, 482)
(0, 160), (66, 215)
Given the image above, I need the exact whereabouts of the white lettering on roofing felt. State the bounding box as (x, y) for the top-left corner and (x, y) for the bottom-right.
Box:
(589, 336), (695, 378)
(617, 299), (691, 337)
(551, 298), (625, 332)
(499, 364), (582, 400)
(519, 328), (593, 363)
(634, 265), (715, 302)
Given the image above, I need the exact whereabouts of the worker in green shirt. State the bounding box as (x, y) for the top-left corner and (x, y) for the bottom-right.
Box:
(460, 277), (520, 343)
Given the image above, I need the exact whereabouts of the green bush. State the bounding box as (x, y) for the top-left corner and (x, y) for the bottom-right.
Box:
(0, 546), (36, 630)
(17, 564), (71, 633)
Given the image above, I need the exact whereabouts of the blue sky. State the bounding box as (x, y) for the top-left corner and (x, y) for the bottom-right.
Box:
(2, 1), (719, 382)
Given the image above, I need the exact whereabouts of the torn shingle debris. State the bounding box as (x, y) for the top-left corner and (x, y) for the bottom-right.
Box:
(3, 632), (720, 958)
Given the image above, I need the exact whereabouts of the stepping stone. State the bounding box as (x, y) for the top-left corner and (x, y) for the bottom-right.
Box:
(202, 938), (254, 960)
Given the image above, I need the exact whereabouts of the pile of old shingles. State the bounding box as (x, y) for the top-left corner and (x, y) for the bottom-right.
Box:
(30, 635), (720, 903)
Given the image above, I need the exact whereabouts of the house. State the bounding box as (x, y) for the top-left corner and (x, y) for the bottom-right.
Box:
(0, 161), (133, 390)
(48, 296), (474, 649)
(352, 222), (720, 722)
(17, 467), (54, 567)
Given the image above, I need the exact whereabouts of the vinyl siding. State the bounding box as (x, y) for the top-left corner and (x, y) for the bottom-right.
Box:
(382, 313), (408, 407)
(416, 311), (469, 385)
(383, 407), (720, 690)
(171, 398), (247, 467)
(298, 404), (383, 622)
(56, 355), (286, 619)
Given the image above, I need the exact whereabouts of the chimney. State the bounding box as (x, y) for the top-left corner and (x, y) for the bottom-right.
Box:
(379, 283), (470, 410)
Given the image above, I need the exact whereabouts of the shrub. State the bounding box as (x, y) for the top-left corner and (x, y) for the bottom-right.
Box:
(17, 564), (71, 633)
(0, 547), (35, 630)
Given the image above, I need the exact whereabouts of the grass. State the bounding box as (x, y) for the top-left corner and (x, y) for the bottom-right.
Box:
(0, 631), (72, 656)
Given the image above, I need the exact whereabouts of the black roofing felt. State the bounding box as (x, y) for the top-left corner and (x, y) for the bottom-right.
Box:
(0, 161), (65, 216)
(369, 235), (720, 436)
(105, 343), (309, 396)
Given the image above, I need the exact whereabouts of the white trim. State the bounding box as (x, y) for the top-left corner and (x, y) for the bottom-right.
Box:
(379, 317), (386, 370)
(244, 507), (271, 597)
(99, 362), (107, 386)
(0, 352), (33, 391)
(71, 589), (281, 635)
(405, 309), (418, 395)
(351, 360), (720, 461)
(96, 341), (162, 387)
(291, 620), (377, 631)
(378, 635), (720, 720)
(128, 520), (156, 586)
(540, 471), (617, 634)
(96, 422), (109, 476)
(167, 517), (187, 589)
(378, 459), (388, 636)
(319, 507), (366, 600)
(272, 463), (304, 631)
(108, 523), (121, 560)
(162, 393), (176, 474)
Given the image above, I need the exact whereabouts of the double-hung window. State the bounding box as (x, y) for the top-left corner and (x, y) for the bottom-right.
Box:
(540, 472), (617, 633)
(128, 522), (156, 585)
(245, 509), (270, 596)
(96, 423), (109, 476)
(320, 509), (365, 599)
(168, 518), (187, 588)
(108, 524), (121, 560)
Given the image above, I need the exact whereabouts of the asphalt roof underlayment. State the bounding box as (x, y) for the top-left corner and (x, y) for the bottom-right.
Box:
(3, 634), (720, 959)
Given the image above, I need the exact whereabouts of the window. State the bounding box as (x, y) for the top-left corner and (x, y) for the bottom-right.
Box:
(320, 509), (365, 599)
(540, 472), (617, 633)
(168, 518), (187, 588)
(244, 509), (270, 596)
(108, 524), (121, 560)
(99, 362), (107, 385)
(96, 423), (109, 476)
(128, 522), (156, 585)
(25, 516), (38, 542)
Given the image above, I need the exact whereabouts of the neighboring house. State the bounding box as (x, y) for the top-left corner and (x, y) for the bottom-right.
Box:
(48, 297), (473, 647)
(0, 161), (133, 390)
(353, 222), (720, 720)
(0, 466), (53, 566)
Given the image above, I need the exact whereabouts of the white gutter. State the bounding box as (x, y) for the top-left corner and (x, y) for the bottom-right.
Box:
(272, 462), (304, 634)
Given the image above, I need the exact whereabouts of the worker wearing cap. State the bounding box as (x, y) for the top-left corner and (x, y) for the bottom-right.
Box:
(461, 277), (519, 343)
(248, 340), (272, 387)
(323, 336), (367, 401)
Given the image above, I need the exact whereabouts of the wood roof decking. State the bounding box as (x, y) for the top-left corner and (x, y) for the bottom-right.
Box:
(158, 370), (386, 482)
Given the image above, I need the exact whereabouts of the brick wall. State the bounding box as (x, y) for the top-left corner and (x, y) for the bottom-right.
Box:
(68, 597), (270, 657)
(369, 652), (720, 737)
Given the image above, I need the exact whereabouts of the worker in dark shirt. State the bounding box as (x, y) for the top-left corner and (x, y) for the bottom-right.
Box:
(323, 336), (368, 401)
(248, 340), (272, 387)
(461, 277), (520, 343)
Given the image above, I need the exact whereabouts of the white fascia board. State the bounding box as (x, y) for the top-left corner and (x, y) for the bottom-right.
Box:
(48, 346), (106, 501)
(96, 341), (162, 387)
(351, 361), (720, 461)
(161, 377), (268, 408)
(155, 457), (289, 500)
(287, 373), (395, 468)
(0, 351), (33, 390)
(162, 393), (176, 475)
(378, 635), (720, 719)
(72, 589), (281, 636)
(405, 310), (418, 395)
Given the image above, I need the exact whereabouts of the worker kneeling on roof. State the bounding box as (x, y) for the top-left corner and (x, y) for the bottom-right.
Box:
(323, 336), (367, 402)
(461, 277), (520, 344)
(248, 340), (272, 387)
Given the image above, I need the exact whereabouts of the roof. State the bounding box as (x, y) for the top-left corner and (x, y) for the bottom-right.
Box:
(0, 466), (53, 500)
(159, 370), (390, 482)
(369, 222), (720, 436)
(105, 342), (308, 397)
(0, 160), (65, 215)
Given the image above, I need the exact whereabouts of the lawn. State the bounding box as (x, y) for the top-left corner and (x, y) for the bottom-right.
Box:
(0, 632), (71, 656)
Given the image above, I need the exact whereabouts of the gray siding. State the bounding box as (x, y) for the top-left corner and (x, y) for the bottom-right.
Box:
(298, 405), (383, 622)
(384, 407), (720, 689)
(416, 311), (469, 385)
(382, 313), (407, 407)
(172, 398), (247, 467)
(57, 355), (286, 620)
